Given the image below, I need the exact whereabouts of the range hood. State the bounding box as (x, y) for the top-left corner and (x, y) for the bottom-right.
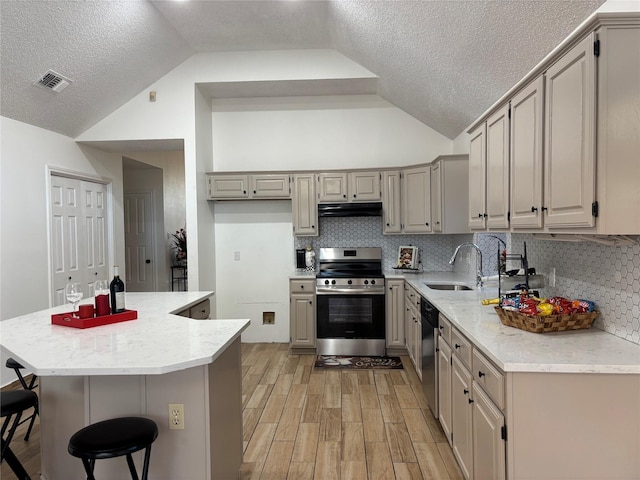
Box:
(318, 202), (382, 217)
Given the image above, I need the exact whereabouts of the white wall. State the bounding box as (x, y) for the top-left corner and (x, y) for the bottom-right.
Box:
(214, 201), (293, 342)
(212, 95), (451, 170)
(451, 130), (471, 155)
(0, 116), (124, 385)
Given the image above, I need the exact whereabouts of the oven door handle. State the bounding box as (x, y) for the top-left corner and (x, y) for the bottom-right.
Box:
(316, 287), (385, 295)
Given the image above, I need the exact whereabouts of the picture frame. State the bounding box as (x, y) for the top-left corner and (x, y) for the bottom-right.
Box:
(397, 246), (418, 269)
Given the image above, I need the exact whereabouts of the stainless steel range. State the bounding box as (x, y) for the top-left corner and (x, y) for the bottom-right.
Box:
(315, 247), (386, 356)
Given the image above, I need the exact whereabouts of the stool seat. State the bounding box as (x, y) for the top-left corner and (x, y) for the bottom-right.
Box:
(69, 417), (158, 460)
(5, 358), (24, 371)
(1, 390), (38, 417)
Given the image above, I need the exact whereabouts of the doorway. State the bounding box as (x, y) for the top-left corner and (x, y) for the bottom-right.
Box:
(123, 158), (165, 292)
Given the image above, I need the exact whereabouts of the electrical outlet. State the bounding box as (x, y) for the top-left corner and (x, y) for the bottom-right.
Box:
(263, 311), (275, 325)
(549, 268), (556, 288)
(169, 403), (184, 430)
(234, 251), (241, 261)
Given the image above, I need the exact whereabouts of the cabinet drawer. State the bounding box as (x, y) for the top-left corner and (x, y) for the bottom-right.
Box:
(290, 279), (315, 293)
(404, 284), (420, 308)
(438, 314), (452, 346)
(451, 328), (472, 370)
(472, 349), (505, 410)
(190, 299), (210, 320)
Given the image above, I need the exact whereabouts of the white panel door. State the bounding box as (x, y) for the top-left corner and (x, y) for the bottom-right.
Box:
(50, 175), (109, 307)
(82, 181), (109, 293)
(124, 192), (156, 292)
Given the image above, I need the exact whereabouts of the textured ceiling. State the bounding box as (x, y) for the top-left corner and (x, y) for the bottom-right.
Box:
(1, 0), (604, 141)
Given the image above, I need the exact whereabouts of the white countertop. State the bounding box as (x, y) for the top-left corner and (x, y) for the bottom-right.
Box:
(391, 271), (640, 374)
(0, 292), (250, 376)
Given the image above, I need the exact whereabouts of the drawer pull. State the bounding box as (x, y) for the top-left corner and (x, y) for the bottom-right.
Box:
(468, 398), (474, 404)
(463, 388), (469, 395)
(454, 343), (460, 349)
(438, 326), (444, 331)
(478, 371), (485, 378)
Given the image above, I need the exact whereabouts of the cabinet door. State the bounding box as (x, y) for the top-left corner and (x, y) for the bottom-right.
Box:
(207, 175), (249, 199)
(468, 125), (487, 229)
(437, 339), (453, 446)
(413, 316), (422, 381)
(452, 356), (473, 480)
(292, 174), (318, 236)
(318, 172), (348, 202)
(349, 171), (381, 201)
(544, 33), (596, 228)
(486, 105), (510, 229)
(431, 161), (443, 232)
(290, 293), (316, 348)
(510, 77), (544, 229)
(472, 383), (505, 480)
(251, 174), (290, 198)
(385, 280), (405, 349)
(382, 170), (402, 234)
(402, 165), (431, 233)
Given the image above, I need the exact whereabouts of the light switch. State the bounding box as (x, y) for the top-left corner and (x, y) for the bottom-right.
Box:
(234, 251), (241, 261)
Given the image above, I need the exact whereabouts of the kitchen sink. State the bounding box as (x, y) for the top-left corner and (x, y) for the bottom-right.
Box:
(424, 283), (473, 291)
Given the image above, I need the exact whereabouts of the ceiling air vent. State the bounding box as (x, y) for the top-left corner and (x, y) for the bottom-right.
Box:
(33, 70), (72, 93)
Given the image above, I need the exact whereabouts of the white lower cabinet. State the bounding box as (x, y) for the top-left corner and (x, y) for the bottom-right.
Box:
(437, 336), (452, 445)
(385, 279), (405, 354)
(472, 382), (506, 480)
(438, 315), (506, 480)
(451, 356), (473, 479)
(289, 279), (316, 349)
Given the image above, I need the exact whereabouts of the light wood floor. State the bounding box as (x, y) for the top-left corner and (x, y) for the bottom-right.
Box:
(239, 343), (462, 480)
(1, 344), (462, 480)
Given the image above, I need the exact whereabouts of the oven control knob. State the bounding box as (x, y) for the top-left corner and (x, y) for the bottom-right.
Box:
(371, 280), (376, 285)
(324, 280), (330, 285)
(364, 280), (369, 285)
(331, 280), (336, 285)
(348, 280), (352, 285)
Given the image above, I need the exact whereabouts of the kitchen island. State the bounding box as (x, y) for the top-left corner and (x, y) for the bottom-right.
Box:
(389, 271), (640, 480)
(0, 292), (249, 480)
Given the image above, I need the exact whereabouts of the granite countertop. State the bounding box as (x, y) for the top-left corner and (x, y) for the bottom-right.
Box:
(391, 271), (640, 375)
(0, 292), (250, 376)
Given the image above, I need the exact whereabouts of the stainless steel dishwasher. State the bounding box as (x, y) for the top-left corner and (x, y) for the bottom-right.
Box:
(421, 298), (439, 418)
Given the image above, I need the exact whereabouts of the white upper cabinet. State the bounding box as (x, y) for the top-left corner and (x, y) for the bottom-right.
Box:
(250, 174), (291, 198)
(402, 165), (432, 233)
(292, 174), (318, 237)
(349, 170), (381, 202)
(317, 172), (348, 202)
(544, 33), (596, 229)
(207, 174), (249, 199)
(382, 170), (402, 234)
(510, 76), (545, 229)
(468, 124), (487, 230)
(486, 105), (511, 229)
(207, 174), (290, 199)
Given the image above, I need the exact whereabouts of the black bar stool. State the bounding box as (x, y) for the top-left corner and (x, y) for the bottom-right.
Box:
(68, 416), (158, 480)
(5, 358), (38, 441)
(1, 390), (39, 480)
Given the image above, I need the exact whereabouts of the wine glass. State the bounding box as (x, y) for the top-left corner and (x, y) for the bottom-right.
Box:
(65, 283), (83, 317)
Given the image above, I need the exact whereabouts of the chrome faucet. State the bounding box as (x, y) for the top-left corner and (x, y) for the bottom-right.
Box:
(449, 243), (483, 287)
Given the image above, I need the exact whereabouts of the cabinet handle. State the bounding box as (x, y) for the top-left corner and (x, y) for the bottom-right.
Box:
(463, 388), (469, 395)
(436, 221), (440, 224)
(253, 190), (257, 194)
(353, 194), (356, 198)
(300, 285), (304, 289)
(309, 300), (312, 304)
(312, 225), (315, 229)
(436, 347), (440, 352)
(439, 325), (444, 331)
(468, 398), (474, 404)
(426, 222), (429, 226)
(344, 194), (347, 198)
(541, 206), (548, 212)
(454, 343), (460, 349)
(478, 213), (483, 218)
(483, 213), (488, 218)
(386, 223), (390, 226)
(531, 206), (538, 213)
(478, 371), (485, 378)
(243, 191), (247, 194)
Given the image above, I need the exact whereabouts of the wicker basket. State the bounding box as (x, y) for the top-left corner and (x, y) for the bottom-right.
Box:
(493, 306), (599, 333)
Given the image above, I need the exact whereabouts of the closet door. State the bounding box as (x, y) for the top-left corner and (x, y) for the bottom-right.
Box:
(50, 175), (109, 306)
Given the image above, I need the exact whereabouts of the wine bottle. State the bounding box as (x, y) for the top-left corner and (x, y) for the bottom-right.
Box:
(110, 265), (126, 313)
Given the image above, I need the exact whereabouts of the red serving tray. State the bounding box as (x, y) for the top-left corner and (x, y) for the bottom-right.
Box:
(51, 309), (138, 329)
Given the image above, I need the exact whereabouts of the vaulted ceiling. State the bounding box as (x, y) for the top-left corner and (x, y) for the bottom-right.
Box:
(0, 0), (605, 141)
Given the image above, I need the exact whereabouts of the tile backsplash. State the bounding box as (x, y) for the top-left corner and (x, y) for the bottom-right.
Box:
(294, 219), (640, 346)
(510, 234), (640, 345)
(294, 217), (464, 272)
